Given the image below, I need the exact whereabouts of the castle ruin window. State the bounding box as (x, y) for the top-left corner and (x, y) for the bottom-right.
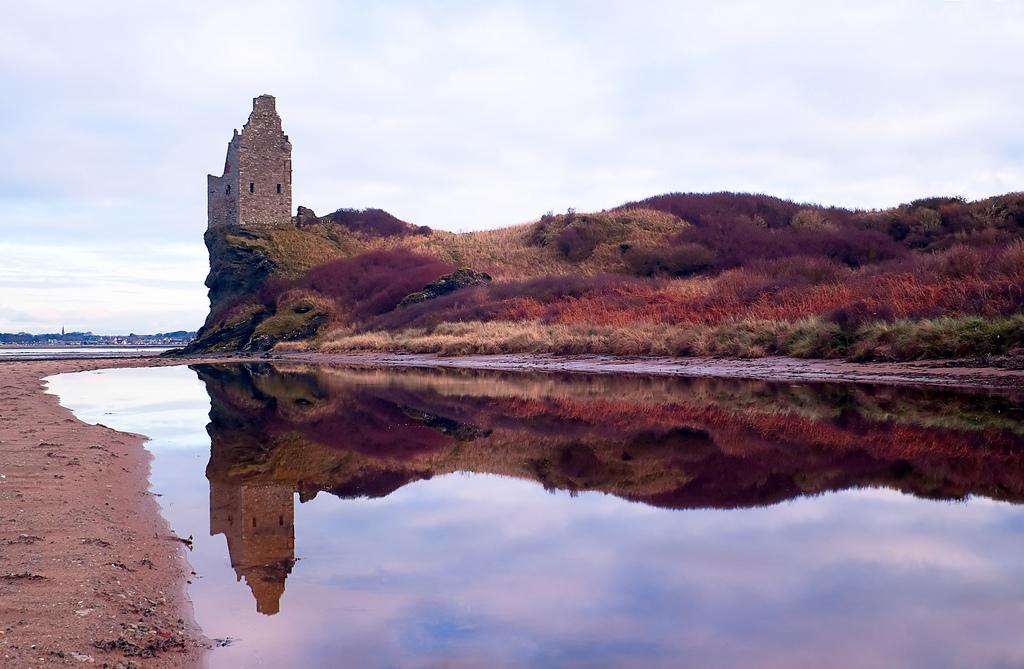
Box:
(276, 183), (281, 194)
(225, 184), (231, 195)
(249, 182), (255, 193)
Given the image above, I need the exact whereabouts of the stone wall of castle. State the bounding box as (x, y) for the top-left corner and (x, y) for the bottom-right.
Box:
(206, 134), (240, 229)
(207, 95), (292, 231)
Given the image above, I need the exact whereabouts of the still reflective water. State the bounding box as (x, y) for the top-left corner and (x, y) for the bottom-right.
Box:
(0, 346), (169, 360)
(47, 363), (1024, 668)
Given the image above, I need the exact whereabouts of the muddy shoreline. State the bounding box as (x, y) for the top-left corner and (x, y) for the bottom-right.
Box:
(273, 351), (1024, 392)
(0, 358), (213, 668)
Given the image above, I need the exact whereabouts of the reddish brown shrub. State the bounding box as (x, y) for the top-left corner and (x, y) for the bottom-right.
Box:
(624, 244), (715, 277)
(301, 249), (454, 322)
(320, 208), (428, 237)
(556, 227), (599, 261)
(828, 301), (896, 330)
(367, 274), (644, 331)
(672, 216), (905, 270)
(618, 192), (803, 229)
(257, 275), (293, 308)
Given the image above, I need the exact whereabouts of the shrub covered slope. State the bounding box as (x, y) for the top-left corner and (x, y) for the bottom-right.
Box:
(186, 192), (1024, 362)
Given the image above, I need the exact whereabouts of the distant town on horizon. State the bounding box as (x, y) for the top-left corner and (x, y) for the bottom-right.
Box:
(0, 330), (197, 346)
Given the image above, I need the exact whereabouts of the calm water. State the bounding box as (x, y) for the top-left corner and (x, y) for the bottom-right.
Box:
(46, 363), (1024, 669)
(0, 346), (169, 360)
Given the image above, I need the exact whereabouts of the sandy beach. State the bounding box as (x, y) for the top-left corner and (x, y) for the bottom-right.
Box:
(2, 351), (1022, 667)
(0, 358), (207, 668)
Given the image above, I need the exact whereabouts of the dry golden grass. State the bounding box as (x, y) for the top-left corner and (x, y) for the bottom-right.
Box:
(315, 320), (701, 357)
(313, 319), (689, 358)
(227, 224), (359, 278)
(283, 207), (688, 280)
(362, 224), (563, 279)
(308, 312), (1024, 362)
(223, 206), (689, 299)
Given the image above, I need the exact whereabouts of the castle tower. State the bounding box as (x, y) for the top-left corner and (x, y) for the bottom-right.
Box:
(207, 94), (292, 231)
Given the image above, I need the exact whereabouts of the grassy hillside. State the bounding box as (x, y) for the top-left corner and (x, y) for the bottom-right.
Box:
(186, 191), (1024, 362)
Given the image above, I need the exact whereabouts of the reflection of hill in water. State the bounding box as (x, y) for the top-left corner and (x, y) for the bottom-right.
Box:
(196, 362), (1024, 613)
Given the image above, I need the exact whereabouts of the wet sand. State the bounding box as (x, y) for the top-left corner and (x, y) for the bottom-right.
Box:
(1, 351), (1021, 668)
(0, 358), (208, 668)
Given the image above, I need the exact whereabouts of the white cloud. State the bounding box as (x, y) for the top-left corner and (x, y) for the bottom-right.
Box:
(0, 241), (208, 333)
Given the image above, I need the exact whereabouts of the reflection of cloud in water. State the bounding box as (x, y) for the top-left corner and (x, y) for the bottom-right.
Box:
(206, 481), (1024, 669)
(46, 366), (211, 450)
(48, 363), (1024, 668)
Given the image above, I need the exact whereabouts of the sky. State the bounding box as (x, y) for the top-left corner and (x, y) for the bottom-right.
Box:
(1, 0), (1023, 334)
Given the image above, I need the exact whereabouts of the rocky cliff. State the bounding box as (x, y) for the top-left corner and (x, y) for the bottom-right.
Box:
(182, 205), (486, 353)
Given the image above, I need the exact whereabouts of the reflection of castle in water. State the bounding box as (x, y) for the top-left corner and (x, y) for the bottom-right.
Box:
(194, 362), (1024, 615)
(209, 479), (295, 615)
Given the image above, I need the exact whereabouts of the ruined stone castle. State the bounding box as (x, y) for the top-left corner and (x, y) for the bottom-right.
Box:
(207, 94), (292, 230)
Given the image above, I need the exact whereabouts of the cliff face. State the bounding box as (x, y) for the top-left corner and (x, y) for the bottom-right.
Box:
(184, 216), (357, 352)
(203, 227), (282, 315)
(182, 205), (485, 353)
(182, 228), (281, 353)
